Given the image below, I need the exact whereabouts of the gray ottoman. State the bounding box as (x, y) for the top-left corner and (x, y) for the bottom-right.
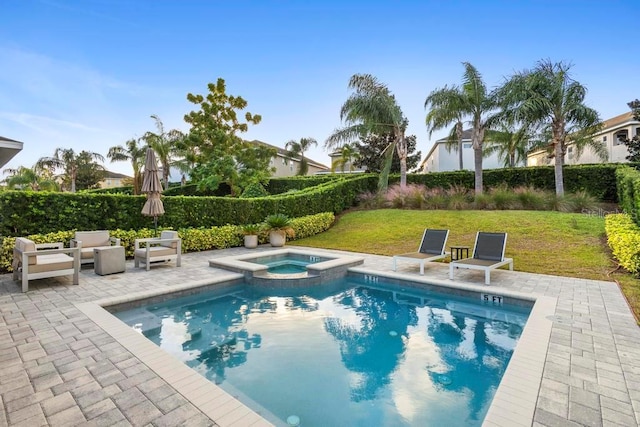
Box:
(94, 246), (126, 275)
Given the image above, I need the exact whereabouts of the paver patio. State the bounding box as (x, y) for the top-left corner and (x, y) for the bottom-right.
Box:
(0, 245), (639, 426)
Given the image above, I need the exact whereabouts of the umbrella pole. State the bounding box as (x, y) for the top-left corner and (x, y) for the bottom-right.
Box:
(154, 216), (158, 237)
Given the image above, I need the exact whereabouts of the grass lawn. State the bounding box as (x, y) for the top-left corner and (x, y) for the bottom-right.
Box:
(294, 209), (640, 321)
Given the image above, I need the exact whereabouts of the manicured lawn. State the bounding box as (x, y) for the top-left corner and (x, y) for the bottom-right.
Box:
(296, 209), (610, 279)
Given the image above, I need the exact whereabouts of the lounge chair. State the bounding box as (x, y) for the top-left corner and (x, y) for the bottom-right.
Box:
(449, 232), (513, 285)
(393, 229), (449, 275)
(70, 230), (121, 265)
(134, 231), (182, 271)
(13, 237), (80, 292)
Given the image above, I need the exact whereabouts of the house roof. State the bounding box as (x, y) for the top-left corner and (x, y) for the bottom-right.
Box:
(247, 139), (329, 170)
(601, 111), (636, 130)
(103, 170), (131, 179)
(0, 135), (24, 169)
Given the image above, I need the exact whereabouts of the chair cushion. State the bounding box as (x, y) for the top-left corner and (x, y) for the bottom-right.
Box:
(30, 254), (74, 273)
(160, 231), (179, 249)
(15, 238), (37, 265)
(135, 247), (177, 258)
(75, 231), (110, 248)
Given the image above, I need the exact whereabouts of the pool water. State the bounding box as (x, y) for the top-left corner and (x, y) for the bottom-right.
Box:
(246, 253), (333, 275)
(115, 278), (530, 426)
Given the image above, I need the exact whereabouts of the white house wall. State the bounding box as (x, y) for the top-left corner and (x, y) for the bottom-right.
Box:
(424, 143), (506, 172)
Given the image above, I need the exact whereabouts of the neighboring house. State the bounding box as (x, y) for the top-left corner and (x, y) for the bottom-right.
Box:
(99, 171), (132, 189)
(527, 112), (640, 166)
(0, 136), (24, 169)
(419, 129), (507, 173)
(328, 149), (366, 173)
(249, 140), (329, 177)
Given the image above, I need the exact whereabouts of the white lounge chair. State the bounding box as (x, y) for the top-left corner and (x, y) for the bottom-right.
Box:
(13, 237), (80, 292)
(449, 232), (513, 285)
(393, 229), (449, 275)
(134, 231), (181, 271)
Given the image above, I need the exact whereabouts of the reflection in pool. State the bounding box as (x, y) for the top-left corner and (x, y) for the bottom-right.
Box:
(115, 278), (530, 426)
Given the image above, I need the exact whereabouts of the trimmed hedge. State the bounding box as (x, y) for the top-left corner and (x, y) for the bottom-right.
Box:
(0, 176), (374, 237)
(605, 213), (640, 276)
(615, 166), (640, 221)
(0, 212), (335, 273)
(404, 163), (623, 202)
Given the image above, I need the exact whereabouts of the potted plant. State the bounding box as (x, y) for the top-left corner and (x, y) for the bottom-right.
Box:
(241, 223), (262, 249)
(263, 213), (295, 247)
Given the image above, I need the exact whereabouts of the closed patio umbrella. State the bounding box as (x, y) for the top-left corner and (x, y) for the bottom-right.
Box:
(141, 148), (164, 235)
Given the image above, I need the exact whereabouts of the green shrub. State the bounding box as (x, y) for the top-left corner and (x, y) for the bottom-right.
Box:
(240, 182), (269, 198)
(606, 213), (640, 276)
(0, 212), (336, 273)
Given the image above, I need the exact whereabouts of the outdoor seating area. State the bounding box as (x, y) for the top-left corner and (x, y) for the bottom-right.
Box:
(449, 231), (514, 285)
(12, 237), (80, 292)
(392, 228), (449, 275)
(133, 230), (182, 271)
(70, 230), (121, 265)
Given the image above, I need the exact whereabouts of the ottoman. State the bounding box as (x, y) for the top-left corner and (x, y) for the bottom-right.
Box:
(94, 246), (126, 275)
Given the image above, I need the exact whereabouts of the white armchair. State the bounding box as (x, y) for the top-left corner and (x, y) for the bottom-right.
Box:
(13, 237), (80, 292)
(134, 231), (182, 271)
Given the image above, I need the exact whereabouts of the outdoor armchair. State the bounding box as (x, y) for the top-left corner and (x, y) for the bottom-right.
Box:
(393, 229), (449, 275)
(13, 237), (80, 292)
(134, 231), (181, 271)
(449, 232), (513, 285)
(70, 230), (121, 265)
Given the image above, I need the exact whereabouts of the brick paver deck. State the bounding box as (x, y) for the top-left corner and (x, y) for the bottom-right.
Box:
(1, 245), (638, 426)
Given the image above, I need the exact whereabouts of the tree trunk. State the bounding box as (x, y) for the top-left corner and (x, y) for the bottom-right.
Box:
(509, 153), (515, 168)
(554, 143), (564, 196)
(474, 147), (483, 195)
(456, 122), (464, 170)
(70, 171), (76, 193)
(396, 134), (407, 188)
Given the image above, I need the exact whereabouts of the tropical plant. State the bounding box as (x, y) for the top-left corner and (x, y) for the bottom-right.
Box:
(263, 213), (295, 238)
(286, 137), (318, 176)
(622, 99), (640, 162)
(241, 223), (263, 236)
(332, 143), (361, 172)
(107, 138), (146, 194)
(75, 151), (107, 190)
(484, 123), (534, 168)
(326, 74), (409, 190)
(424, 85), (466, 170)
(494, 60), (604, 195)
(424, 63), (497, 194)
(142, 115), (184, 190)
(2, 165), (59, 191)
(37, 148), (105, 192)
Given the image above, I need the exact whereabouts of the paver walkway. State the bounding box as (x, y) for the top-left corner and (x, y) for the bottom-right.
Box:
(0, 245), (638, 426)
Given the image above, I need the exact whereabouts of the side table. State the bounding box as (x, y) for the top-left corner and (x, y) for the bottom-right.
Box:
(94, 246), (126, 275)
(450, 245), (470, 261)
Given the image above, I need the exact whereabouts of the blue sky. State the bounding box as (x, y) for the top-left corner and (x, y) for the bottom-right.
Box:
(1, 0), (639, 177)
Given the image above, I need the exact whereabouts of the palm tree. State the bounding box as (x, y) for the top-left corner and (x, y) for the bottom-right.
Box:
(424, 86), (466, 170)
(107, 138), (146, 194)
(424, 63), (497, 194)
(483, 124), (533, 168)
(332, 143), (361, 172)
(326, 74), (408, 190)
(2, 165), (59, 191)
(37, 148), (104, 192)
(142, 115), (184, 190)
(285, 137), (318, 176)
(494, 60), (603, 195)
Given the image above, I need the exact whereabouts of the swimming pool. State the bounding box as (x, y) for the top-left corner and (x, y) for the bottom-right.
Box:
(250, 252), (334, 274)
(114, 276), (530, 426)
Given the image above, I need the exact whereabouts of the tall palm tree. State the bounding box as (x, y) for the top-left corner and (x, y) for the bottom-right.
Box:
(425, 63), (497, 194)
(107, 138), (146, 194)
(483, 124), (533, 168)
(2, 165), (59, 191)
(494, 60), (603, 195)
(37, 148), (104, 192)
(424, 86), (466, 170)
(326, 74), (408, 190)
(142, 115), (184, 190)
(332, 143), (361, 172)
(285, 137), (318, 176)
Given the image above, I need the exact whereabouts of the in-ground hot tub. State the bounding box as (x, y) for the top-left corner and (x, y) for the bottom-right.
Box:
(209, 249), (364, 286)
